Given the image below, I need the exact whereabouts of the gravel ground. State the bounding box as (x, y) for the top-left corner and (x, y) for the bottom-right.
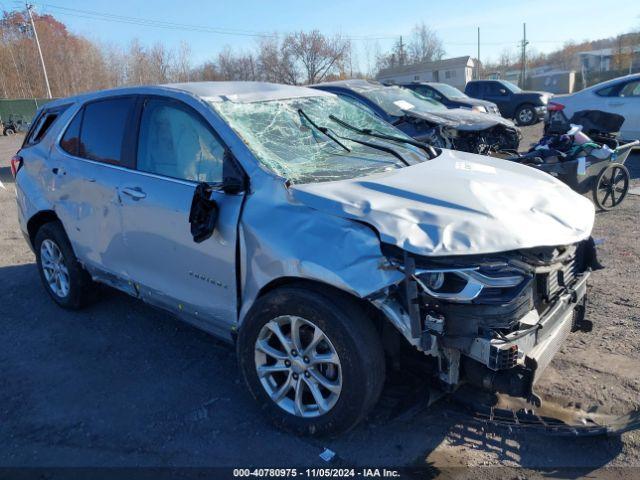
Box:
(1, 126), (639, 477)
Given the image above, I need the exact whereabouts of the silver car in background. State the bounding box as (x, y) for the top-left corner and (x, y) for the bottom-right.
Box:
(13, 82), (598, 435)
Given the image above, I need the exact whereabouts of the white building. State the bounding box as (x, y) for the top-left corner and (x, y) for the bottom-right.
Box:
(376, 56), (478, 90)
(578, 46), (640, 73)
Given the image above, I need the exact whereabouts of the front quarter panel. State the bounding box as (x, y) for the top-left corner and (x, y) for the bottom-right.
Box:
(238, 176), (403, 324)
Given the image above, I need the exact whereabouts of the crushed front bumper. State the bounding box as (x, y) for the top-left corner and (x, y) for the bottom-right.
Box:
(462, 272), (589, 400)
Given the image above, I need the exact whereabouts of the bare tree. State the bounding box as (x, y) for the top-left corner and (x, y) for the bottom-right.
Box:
(283, 30), (350, 84)
(407, 23), (445, 64)
(257, 36), (297, 84)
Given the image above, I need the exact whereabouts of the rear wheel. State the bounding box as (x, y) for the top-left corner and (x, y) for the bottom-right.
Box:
(3, 127), (15, 136)
(34, 222), (93, 309)
(593, 163), (629, 211)
(237, 285), (385, 436)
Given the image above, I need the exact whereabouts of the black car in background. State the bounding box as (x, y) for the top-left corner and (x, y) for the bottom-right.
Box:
(311, 79), (521, 154)
(464, 80), (552, 126)
(397, 82), (500, 115)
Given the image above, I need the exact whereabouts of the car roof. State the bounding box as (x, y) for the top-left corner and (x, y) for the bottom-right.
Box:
(311, 79), (385, 91)
(43, 81), (333, 109)
(582, 73), (640, 93)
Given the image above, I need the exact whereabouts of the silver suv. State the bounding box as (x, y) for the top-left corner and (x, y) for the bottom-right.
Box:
(13, 82), (598, 436)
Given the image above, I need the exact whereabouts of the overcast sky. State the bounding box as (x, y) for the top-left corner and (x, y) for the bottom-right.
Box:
(25, 0), (640, 70)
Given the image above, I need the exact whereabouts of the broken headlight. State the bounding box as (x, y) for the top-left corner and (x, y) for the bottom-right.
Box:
(414, 267), (527, 303)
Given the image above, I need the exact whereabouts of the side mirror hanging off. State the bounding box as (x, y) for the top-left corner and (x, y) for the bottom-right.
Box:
(189, 182), (219, 243)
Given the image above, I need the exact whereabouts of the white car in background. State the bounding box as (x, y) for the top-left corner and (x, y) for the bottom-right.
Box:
(550, 74), (640, 140)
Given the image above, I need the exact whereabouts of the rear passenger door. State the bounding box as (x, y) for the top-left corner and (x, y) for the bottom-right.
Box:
(117, 96), (245, 337)
(53, 96), (138, 288)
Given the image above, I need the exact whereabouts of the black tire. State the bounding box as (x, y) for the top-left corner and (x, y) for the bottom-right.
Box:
(3, 127), (15, 136)
(515, 104), (537, 126)
(593, 163), (630, 211)
(237, 285), (385, 436)
(34, 221), (93, 309)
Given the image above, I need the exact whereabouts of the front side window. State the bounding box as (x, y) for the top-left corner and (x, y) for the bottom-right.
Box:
(619, 80), (640, 97)
(500, 80), (522, 93)
(137, 99), (224, 183)
(486, 82), (508, 96)
(211, 94), (431, 184)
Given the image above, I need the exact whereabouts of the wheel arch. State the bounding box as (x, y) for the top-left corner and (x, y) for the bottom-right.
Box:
(27, 210), (61, 248)
(239, 276), (386, 336)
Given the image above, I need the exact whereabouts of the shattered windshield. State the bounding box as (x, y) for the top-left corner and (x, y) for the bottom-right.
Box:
(351, 85), (448, 117)
(211, 94), (430, 184)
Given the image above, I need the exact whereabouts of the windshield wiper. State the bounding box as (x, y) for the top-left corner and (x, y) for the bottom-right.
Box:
(329, 114), (437, 158)
(298, 109), (350, 152)
(332, 132), (411, 167)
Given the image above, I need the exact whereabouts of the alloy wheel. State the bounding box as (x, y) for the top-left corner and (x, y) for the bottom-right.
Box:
(518, 108), (534, 125)
(40, 239), (70, 298)
(254, 315), (342, 418)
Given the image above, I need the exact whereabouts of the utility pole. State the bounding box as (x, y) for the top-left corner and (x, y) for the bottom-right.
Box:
(26, 4), (52, 99)
(520, 23), (529, 89)
(477, 27), (481, 79)
(398, 35), (405, 66)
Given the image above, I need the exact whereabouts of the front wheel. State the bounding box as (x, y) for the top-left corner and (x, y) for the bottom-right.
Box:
(237, 285), (385, 436)
(515, 104), (537, 126)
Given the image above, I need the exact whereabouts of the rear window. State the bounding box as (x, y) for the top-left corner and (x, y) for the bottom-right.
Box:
(60, 97), (135, 164)
(465, 82), (479, 96)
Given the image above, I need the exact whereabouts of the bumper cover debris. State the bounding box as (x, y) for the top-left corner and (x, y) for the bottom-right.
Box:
(451, 389), (640, 437)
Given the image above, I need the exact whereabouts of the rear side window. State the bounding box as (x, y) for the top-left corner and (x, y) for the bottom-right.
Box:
(60, 97), (135, 165)
(80, 98), (135, 164)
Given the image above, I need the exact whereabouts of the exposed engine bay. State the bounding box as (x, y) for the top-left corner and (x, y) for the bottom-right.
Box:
(404, 113), (522, 155)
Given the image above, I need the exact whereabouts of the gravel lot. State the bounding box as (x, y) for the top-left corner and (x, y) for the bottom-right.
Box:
(1, 126), (639, 477)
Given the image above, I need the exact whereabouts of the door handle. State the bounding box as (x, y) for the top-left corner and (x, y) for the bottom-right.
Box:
(609, 102), (624, 107)
(120, 187), (146, 200)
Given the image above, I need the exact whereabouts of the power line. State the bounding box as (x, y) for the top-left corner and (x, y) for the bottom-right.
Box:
(10, 1), (555, 47)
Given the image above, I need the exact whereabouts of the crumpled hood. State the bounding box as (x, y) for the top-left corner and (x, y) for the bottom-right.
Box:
(290, 149), (595, 257)
(405, 107), (517, 131)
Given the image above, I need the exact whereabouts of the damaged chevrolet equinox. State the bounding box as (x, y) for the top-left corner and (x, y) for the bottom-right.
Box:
(13, 82), (599, 436)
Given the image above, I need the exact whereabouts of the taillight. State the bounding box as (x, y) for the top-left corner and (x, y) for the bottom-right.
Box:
(10, 154), (23, 178)
(547, 102), (565, 112)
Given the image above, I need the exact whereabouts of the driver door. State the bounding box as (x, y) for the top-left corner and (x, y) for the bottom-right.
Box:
(484, 82), (512, 116)
(118, 96), (244, 337)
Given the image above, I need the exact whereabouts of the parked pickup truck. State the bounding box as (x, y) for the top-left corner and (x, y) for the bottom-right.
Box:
(465, 80), (552, 126)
